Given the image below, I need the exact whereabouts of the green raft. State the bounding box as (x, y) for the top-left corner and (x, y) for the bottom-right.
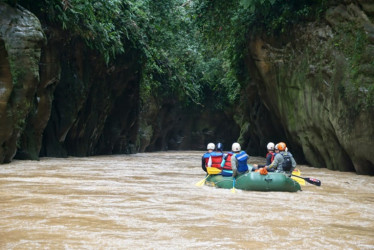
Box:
(205, 172), (301, 192)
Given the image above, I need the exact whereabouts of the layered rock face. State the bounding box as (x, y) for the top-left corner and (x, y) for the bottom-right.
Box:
(0, 3), (45, 162)
(0, 3), (141, 162)
(245, 3), (374, 174)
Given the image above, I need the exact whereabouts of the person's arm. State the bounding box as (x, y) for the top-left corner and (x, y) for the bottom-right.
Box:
(220, 160), (226, 168)
(231, 155), (237, 177)
(221, 154), (227, 167)
(201, 156), (207, 172)
(291, 153), (297, 169)
(266, 155), (279, 170)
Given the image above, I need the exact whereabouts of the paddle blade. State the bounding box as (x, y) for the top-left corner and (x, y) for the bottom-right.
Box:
(195, 175), (209, 187)
(231, 178), (236, 193)
(305, 177), (321, 186)
(291, 176), (306, 186)
(291, 174), (321, 186)
(195, 179), (205, 187)
(292, 168), (301, 176)
(207, 167), (222, 175)
(291, 169), (305, 186)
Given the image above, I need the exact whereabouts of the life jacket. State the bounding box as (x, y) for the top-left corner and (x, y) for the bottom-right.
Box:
(280, 152), (293, 172)
(234, 151), (249, 173)
(203, 151), (223, 169)
(266, 152), (275, 163)
(222, 152), (233, 170)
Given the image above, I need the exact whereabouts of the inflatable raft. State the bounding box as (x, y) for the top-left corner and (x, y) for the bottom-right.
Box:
(205, 171), (301, 192)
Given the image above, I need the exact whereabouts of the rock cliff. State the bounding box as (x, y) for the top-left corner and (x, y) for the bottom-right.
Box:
(0, 3), (45, 162)
(0, 2), (373, 175)
(243, 2), (374, 174)
(0, 3), (142, 161)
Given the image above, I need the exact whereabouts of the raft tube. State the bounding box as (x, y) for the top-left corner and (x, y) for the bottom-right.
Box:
(205, 172), (301, 192)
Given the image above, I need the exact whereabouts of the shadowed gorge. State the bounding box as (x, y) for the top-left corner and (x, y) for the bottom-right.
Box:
(0, 0), (373, 174)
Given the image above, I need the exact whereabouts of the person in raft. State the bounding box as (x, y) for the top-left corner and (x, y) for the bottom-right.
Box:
(201, 143), (223, 173)
(231, 142), (251, 177)
(216, 142), (224, 153)
(253, 142), (276, 172)
(220, 143), (233, 171)
(261, 142), (296, 175)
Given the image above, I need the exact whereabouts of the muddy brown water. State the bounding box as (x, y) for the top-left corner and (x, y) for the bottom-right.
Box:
(0, 151), (373, 249)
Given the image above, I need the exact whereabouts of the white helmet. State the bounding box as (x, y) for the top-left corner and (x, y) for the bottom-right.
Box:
(266, 142), (275, 151)
(232, 142), (241, 152)
(275, 144), (279, 150)
(207, 143), (215, 150)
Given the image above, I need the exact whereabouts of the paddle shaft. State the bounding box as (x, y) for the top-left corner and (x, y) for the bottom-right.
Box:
(231, 177), (236, 193)
(291, 175), (321, 186)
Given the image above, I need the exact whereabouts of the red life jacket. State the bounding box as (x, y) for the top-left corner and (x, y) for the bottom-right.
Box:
(223, 152), (233, 170)
(204, 152), (223, 169)
(266, 152), (275, 163)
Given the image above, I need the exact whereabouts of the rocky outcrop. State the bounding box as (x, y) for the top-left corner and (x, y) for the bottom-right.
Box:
(0, 3), (45, 162)
(0, 2), (141, 162)
(244, 3), (374, 174)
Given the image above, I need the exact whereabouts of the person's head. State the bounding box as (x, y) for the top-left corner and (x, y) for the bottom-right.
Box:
(266, 142), (275, 151)
(207, 142), (215, 152)
(277, 142), (287, 151)
(275, 143), (280, 152)
(216, 142), (223, 152)
(231, 142), (241, 153)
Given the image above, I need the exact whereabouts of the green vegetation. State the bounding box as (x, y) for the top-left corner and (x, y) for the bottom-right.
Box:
(193, 0), (328, 77)
(332, 22), (374, 111)
(8, 0), (244, 109)
(6, 0), (346, 111)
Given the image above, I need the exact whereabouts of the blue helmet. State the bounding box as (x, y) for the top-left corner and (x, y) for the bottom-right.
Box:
(216, 142), (223, 152)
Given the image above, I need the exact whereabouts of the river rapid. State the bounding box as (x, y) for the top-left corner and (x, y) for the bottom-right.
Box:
(0, 151), (373, 249)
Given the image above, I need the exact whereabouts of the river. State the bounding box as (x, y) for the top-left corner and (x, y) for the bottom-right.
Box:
(0, 151), (373, 249)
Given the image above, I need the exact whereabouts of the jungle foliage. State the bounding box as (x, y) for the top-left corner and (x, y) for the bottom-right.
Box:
(7, 0), (240, 109)
(9, 0), (328, 109)
(193, 0), (328, 78)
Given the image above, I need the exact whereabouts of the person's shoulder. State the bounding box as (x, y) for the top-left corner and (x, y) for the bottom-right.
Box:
(211, 151), (223, 156)
(240, 151), (249, 157)
(283, 151), (293, 156)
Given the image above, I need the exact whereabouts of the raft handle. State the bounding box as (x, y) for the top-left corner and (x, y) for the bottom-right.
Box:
(264, 177), (273, 182)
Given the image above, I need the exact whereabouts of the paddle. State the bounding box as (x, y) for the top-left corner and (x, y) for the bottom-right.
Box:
(195, 167), (222, 187)
(231, 177), (236, 193)
(291, 175), (321, 186)
(195, 175), (210, 187)
(207, 167), (222, 175)
(291, 169), (305, 186)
